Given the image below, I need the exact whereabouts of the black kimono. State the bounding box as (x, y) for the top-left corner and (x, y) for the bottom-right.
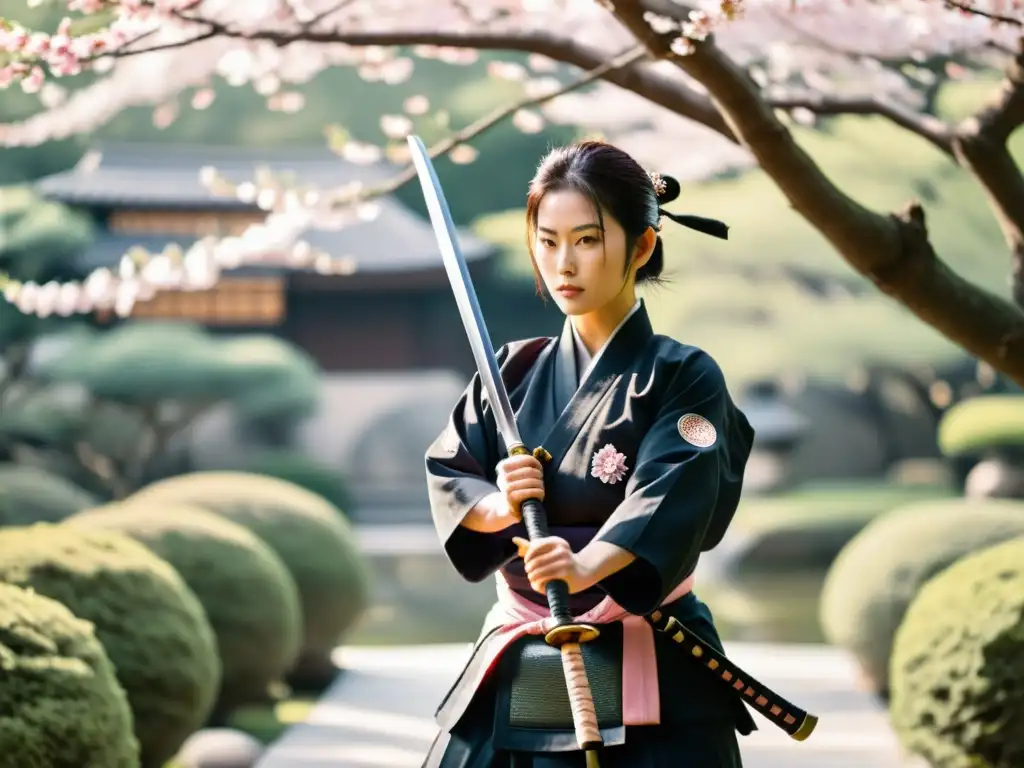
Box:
(423, 299), (757, 768)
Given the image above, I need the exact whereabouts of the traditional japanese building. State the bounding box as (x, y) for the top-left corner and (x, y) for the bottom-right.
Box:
(32, 141), (568, 517)
(33, 141), (562, 380)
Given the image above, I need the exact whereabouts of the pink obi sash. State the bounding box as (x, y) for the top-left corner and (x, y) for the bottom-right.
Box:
(460, 572), (695, 728)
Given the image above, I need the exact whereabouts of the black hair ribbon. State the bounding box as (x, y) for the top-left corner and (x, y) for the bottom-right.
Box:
(658, 208), (730, 240)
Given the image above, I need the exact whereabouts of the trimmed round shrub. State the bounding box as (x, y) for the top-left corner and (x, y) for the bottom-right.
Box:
(67, 502), (303, 715)
(889, 536), (1024, 768)
(128, 472), (370, 688)
(819, 498), (1024, 698)
(721, 481), (953, 574)
(0, 582), (140, 768)
(0, 524), (221, 768)
(937, 394), (1024, 457)
(242, 450), (355, 513)
(0, 463), (98, 526)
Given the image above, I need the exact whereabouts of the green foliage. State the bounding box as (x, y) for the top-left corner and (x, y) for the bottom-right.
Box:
(0, 385), (149, 478)
(1, 324), (323, 501)
(35, 322), (243, 403)
(819, 498), (1024, 698)
(0, 385), (88, 449)
(0, 185), (94, 280)
(0, 582), (140, 768)
(232, 375), (320, 425)
(723, 482), (955, 572)
(0, 186), (95, 349)
(0, 524), (221, 768)
(3, 325), (322, 501)
(67, 502), (303, 715)
(128, 472), (371, 680)
(219, 334), (321, 424)
(0, 463), (98, 525)
(937, 394), (1024, 457)
(227, 696), (317, 746)
(241, 451), (355, 513)
(33, 323), (321, 418)
(0, 185), (38, 227)
(889, 535), (1024, 768)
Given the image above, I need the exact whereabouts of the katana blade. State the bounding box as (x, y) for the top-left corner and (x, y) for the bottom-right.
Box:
(405, 134), (524, 450)
(406, 134), (605, 762)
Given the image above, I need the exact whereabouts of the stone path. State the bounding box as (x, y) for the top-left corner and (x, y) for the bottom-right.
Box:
(255, 641), (922, 768)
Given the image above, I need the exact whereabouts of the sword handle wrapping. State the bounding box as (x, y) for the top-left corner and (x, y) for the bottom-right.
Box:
(520, 497), (571, 624)
(647, 611), (819, 741)
(518, 488), (603, 757)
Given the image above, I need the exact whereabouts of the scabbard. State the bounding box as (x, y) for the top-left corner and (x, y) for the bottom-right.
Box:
(645, 611), (818, 741)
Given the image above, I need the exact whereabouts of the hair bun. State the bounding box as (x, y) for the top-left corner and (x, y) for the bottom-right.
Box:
(649, 172), (681, 204)
(658, 174), (681, 204)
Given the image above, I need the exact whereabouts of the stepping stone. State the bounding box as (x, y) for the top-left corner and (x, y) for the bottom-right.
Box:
(178, 728), (265, 768)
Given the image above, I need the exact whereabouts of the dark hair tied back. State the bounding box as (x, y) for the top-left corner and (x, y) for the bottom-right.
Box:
(525, 140), (729, 289)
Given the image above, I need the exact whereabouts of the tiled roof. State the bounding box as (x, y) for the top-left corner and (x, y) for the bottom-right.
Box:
(36, 141), (496, 272)
(36, 141), (392, 208)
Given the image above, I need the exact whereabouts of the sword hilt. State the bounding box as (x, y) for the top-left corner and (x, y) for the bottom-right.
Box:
(511, 444), (603, 760)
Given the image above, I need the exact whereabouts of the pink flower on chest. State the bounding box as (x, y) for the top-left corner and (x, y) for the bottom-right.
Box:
(590, 443), (629, 485)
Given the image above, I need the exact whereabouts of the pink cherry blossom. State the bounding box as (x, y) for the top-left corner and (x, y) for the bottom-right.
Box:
(403, 94), (430, 115)
(591, 444), (629, 485)
(20, 67), (44, 93)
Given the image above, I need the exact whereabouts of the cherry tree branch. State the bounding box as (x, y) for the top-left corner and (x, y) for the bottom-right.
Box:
(618, 0), (1024, 383)
(958, 38), (1024, 145)
(765, 36), (1024, 306)
(90, 0), (360, 62)
(335, 44), (651, 203)
(767, 94), (956, 156)
(639, 0), (961, 156)
(95, 22), (735, 139)
(945, 0), (1023, 27)
(299, 0), (360, 29)
(951, 38), (1024, 302)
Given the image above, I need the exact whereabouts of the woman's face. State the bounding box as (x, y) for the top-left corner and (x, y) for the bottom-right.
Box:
(532, 188), (653, 317)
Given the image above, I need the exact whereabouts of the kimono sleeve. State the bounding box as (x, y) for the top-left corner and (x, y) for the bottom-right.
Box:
(594, 351), (755, 615)
(424, 344), (518, 583)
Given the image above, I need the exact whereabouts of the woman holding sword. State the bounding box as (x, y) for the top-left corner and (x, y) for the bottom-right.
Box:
(422, 139), (758, 767)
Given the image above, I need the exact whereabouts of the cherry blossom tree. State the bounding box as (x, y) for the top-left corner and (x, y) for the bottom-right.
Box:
(1, 0), (1024, 381)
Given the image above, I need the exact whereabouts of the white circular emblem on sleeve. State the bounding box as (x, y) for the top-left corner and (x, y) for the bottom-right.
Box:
(677, 413), (717, 447)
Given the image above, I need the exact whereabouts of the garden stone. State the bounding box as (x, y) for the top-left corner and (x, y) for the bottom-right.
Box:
(176, 728), (265, 768)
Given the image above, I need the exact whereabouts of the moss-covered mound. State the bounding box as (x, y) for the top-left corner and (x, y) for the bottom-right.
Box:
(128, 471), (370, 687)
(889, 536), (1024, 768)
(937, 394), (1024, 457)
(67, 502), (303, 715)
(0, 524), (221, 768)
(0, 463), (98, 526)
(819, 498), (1024, 698)
(722, 481), (954, 573)
(242, 450), (355, 514)
(128, 472), (370, 690)
(0, 582), (140, 768)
